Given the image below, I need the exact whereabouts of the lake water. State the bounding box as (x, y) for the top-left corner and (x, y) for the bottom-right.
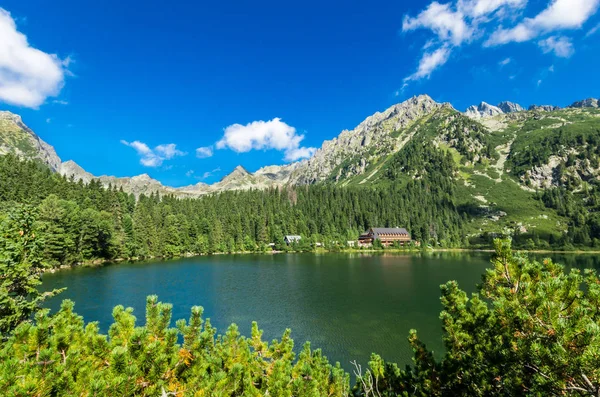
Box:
(40, 251), (600, 373)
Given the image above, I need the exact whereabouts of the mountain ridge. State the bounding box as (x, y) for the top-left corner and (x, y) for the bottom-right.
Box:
(1, 94), (599, 198)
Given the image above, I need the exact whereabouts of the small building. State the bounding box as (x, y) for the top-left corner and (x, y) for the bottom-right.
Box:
(284, 235), (302, 245)
(358, 227), (411, 247)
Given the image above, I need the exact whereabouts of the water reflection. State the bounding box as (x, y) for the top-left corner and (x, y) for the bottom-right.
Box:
(42, 251), (590, 373)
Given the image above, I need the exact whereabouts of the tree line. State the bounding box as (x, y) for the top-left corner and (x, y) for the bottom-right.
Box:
(0, 153), (466, 267)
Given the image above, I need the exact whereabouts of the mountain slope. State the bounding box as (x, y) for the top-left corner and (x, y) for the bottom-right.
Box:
(0, 111), (62, 171)
(288, 95), (450, 185)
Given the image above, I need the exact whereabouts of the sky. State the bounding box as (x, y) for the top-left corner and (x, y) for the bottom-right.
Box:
(1, 0), (599, 187)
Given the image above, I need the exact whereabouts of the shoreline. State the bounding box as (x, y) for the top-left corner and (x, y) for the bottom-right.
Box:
(42, 247), (600, 274)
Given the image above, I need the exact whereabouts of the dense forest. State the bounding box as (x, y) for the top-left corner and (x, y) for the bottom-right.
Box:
(0, 152), (465, 267)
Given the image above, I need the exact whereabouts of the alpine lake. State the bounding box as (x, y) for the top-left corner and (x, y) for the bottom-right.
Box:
(40, 251), (600, 374)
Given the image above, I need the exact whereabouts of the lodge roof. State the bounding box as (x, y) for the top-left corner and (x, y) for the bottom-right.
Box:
(371, 227), (409, 235)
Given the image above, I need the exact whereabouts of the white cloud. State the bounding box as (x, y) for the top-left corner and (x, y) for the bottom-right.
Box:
(52, 99), (69, 105)
(404, 46), (452, 81)
(284, 147), (317, 162)
(403, 2), (473, 46)
(196, 146), (213, 158)
(586, 22), (600, 37)
(46, 118), (51, 123)
(486, 0), (600, 45)
(201, 167), (221, 180)
(121, 140), (186, 167)
(499, 57), (512, 66)
(458, 0), (527, 18)
(538, 36), (574, 57)
(401, 0), (526, 82)
(216, 118), (315, 162)
(0, 8), (69, 108)
(536, 64), (555, 86)
(155, 143), (185, 159)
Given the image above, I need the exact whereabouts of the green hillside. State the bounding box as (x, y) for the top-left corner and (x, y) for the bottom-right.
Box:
(336, 106), (600, 248)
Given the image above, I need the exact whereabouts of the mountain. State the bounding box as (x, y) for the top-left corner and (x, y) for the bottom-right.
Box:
(465, 102), (504, 119)
(497, 101), (524, 113)
(569, 98), (599, 108)
(0, 113), (291, 197)
(0, 111), (62, 171)
(528, 104), (561, 111)
(288, 95), (448, 184)
(1, 95), (599, 199)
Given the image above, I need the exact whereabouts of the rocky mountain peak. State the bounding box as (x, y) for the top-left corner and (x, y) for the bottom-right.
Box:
(569, 98), (599, 108)
(131, 174), (154, 182)
(497, 101), (524, 113)
(0, 110), (22, 123)
(465, 102), (504, 119)
(219, 165), (251, 184)
(0, 110), (62, 171)
(528, 104), (560, 112)
(287, 95), (447, 185)
(59, 160), (94, 183)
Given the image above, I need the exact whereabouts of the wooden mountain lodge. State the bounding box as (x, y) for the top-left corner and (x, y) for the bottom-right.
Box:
(358, 227), (411, 247)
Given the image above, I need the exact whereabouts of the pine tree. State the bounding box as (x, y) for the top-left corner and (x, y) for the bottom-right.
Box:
(0, 205), (63, 336)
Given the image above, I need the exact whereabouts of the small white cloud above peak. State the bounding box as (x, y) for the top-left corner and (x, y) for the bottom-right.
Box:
(586, 22), (600, 37)
(0, 8), (70, 108)
(402, 2), (474, 46)
(196, 146), (213, 158)
(499, 57), (512, 66)
(404, 46), (451, 82)
(538, 36), (574, 58)
(215, 118), (315, 162)
(121, 140), (186, 167)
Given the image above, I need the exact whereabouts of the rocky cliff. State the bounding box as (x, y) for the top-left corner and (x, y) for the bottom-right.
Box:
(465, 102), (504, 119)
(0, 111), (62, 171)
(288, 95), (450, 184)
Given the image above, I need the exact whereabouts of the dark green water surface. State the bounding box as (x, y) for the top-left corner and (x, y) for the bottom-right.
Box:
(40, 251), (598, 373)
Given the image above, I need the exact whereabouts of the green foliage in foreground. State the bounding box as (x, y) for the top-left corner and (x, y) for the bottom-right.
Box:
(357, 239), (600, 396)
(0, 205), (62, 336)
(2, 239), (600, 396)
(1, 296), (349, 396)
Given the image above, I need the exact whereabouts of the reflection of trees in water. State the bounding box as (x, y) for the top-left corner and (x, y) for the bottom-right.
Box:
(529, 253), (600, 271)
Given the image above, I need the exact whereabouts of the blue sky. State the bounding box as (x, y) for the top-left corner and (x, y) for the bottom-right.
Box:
(1, 0), (599, 186)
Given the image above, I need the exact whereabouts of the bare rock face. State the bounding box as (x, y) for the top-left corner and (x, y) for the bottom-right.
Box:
(0, 111), (62, 171)
(59, 160), (95, 183)
(288, 95), (448, 184)
(465, 102), (504, 119)
(528, 105), (560, 112)
(569, 98), (599, 108)
(497, 101), (524, 113)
